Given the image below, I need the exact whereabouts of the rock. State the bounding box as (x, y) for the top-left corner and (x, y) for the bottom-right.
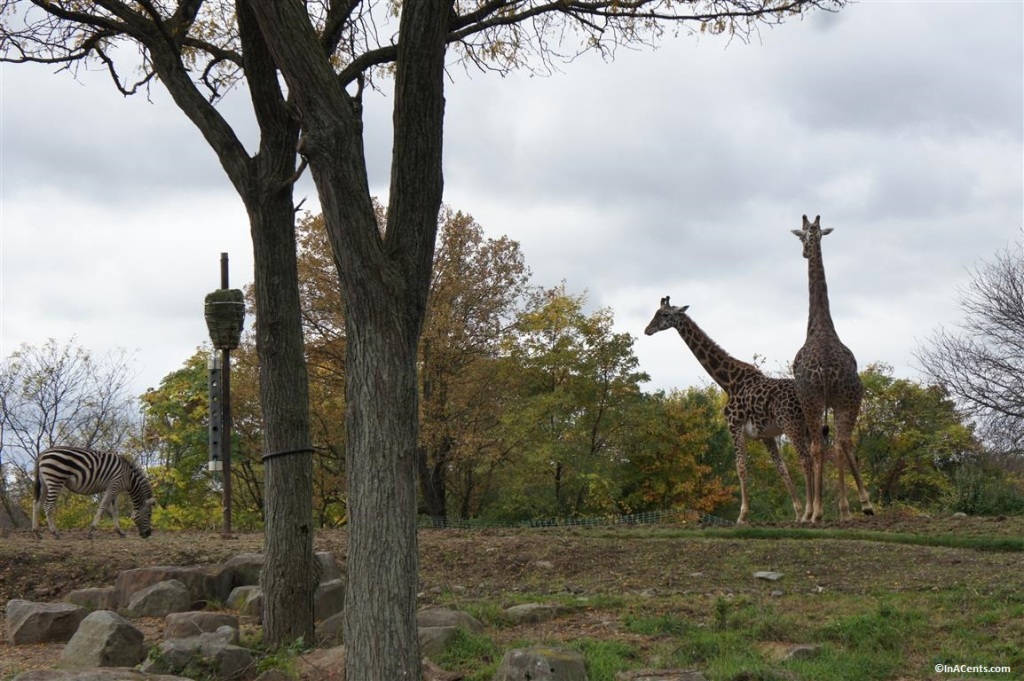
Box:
(314, 579), (346, 622)
(316, 611), (344, 646)
(753, 571), (784, 582)
(757, 642), (823, 663)
(504, 603), (567, 624)
(295, 645), (346, 681)
(416, 607), (484, 634)
(141, 634), (254, 679)
(5, 599), (88, 645)
(122, 579), (191, 618)
(953, 512), (968, 518)
(113, 565), (233, 609)
(64, 588), (116, 612)
(221, 553), (264, 588)
(614, 671), (708, 681)
(165, 611), (239, 639)
(419, 625), (459, 658)
(59, 610), (145, 668)
(316, 552), (343, 582)
(12, 671), (191, 681)
(770, 590), (784, 598)
(423, 658), (464, 681)
(533, 561), (555, 570)
(227, 585), (263, 619)
(492, 646), (587, 681)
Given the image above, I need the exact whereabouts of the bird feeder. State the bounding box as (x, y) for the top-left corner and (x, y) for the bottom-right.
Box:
(204, 288), (246, 350)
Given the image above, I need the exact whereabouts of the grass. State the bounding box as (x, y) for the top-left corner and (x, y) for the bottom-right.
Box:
(431, 542), (1022, 681)
(603, 525), (1024, 553)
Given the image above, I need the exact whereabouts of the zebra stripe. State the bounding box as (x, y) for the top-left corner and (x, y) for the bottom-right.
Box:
(32, 446), (156, 539)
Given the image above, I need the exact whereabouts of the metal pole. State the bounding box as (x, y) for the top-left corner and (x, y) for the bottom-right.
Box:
(220, 253), (233, 536)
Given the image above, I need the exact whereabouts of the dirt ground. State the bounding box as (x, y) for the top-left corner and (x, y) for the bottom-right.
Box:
(2, 513), (1023, 677)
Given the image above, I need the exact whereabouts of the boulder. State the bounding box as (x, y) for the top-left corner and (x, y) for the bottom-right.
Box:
(142, 634), (253, 679)
(295, 645), (346, 681)
(314, 579), (346, 622)
(315, 611), (344, 646)
(227, 585), (263, 619)
(12, 671), (191, 681)
(113, 565), (233, 609)
(493, 647), (587, 681)
(316, 552), (343, 583)
(122, 579), (191, 618)
(614, 671), (708, 681)
(222, 553), (264, 588)
(165, 611), (239, 639)
(5, 599), (88, 645)
(59, 611), (145, 668)
(504, 603), (568, 624)
(64, 588), (116, 612)
(416, 607), (484, 634)
(419, 625), (459, 658)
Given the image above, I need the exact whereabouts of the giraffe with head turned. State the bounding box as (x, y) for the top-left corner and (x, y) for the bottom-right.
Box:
(645, 297), (813, 524)
(791, 215), (874, 522)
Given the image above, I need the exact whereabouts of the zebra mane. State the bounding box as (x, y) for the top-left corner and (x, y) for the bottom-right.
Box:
(121, 454), (154, 500)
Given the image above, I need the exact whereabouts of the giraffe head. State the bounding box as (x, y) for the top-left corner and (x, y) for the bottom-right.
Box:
(790, 214), (833, 258)
(644, 296), (690, 335)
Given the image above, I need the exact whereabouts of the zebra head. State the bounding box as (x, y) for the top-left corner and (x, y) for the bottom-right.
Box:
(131, 497), (156, 538)
(126, 459), (157, 538)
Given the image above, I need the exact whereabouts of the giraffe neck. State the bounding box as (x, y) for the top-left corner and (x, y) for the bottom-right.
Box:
(806, 238), (838, 337)
(671, 315), (760, 394)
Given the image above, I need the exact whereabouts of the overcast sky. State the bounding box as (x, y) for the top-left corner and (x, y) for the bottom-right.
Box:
(1, 1), (1022, 400)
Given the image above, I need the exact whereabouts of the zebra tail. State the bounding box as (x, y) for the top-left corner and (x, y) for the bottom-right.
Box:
(33, 461), (41, 501)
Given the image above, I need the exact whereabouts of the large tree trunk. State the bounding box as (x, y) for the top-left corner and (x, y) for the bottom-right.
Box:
(249, 189), (316, 646)
(141, 1), (316, 645)
(247, 0), (449, 675)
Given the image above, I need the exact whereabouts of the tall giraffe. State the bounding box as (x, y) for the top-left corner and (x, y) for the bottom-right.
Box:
(645, 296), (812, 524)
(791, 215), (874, 522)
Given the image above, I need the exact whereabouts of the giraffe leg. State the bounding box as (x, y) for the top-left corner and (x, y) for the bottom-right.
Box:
(788, 429), (815, 523)
(833, 433), (852, 522)
(730, 429), (750, 525)
(808, 429), (825, 523)
(836, 408), (874, 516)
(764, 438), (802, 522)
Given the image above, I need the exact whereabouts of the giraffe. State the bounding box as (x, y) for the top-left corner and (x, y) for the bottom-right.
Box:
(645, 296), (813, 524)
(791, 214), (874, 522)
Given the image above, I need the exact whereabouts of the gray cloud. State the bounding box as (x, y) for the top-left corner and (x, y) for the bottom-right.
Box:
(2, 1), (1021, 397)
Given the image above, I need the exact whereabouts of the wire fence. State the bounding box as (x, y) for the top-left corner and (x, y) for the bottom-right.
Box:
(417, 508), (734, 530)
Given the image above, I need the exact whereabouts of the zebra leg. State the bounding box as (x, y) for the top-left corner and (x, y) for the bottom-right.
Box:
(43, 486), (63, 539)
(108, 496), (126, 538)
(32, 487), (43, 540)
(90, 489), (125, 538)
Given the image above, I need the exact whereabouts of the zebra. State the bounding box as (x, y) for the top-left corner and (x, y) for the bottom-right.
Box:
(33, 446), (156, 539)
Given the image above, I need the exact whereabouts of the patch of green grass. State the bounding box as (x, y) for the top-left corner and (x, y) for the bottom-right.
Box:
(433, 629), (503, 681)
(817, 601), (921, 653)
(596, 525), (1024, 552)
(786, 644), (898, 681)
(624, 612), (689, 637)
(572, 639), (642, 681)
(458, 601), (515, 628)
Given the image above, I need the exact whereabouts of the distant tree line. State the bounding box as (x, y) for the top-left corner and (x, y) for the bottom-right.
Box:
(3, 215), (1023, 530)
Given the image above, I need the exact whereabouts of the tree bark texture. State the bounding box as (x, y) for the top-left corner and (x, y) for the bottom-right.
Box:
(146, 2), (316, 645)
(248, 0), (450, 676)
